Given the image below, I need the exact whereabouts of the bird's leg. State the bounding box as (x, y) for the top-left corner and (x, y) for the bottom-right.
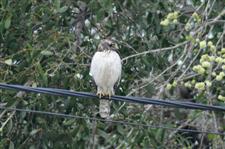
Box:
(107, 88), (114, 99)
(97, 87), (104, 98)
(97, 87), (115, 99)
(108, 90), (112, 99)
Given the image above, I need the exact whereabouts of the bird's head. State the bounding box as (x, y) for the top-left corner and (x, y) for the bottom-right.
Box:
(97, 39), (118, 51)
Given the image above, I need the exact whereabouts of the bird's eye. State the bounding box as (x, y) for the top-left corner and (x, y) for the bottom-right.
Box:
(109, 43), (113, 47)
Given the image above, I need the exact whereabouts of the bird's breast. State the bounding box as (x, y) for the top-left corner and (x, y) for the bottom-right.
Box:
(90, 51), (122, 87)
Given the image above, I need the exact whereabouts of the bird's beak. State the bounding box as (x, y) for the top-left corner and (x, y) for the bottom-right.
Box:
(115, 44), (119, 49)
(112, 43), (119, 51)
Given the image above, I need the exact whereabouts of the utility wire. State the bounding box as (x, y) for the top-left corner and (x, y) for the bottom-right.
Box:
(1, 83), (225, 136)
(1, 83), (225, 112)
(0, 106), (224, 136)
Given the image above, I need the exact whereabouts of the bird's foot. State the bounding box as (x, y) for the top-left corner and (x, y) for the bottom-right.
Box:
(97, 91), (105, 99)
(107, 91), (112, 99)
(96, 91), (113, 99)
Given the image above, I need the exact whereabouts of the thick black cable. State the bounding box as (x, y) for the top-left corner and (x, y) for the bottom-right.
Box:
(0, 83), (225, 112)
(0, 106), (224, 136)
(37, 87), (219, 111)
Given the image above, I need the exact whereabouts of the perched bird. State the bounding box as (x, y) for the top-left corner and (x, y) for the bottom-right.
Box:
(90, 39), (122, 118)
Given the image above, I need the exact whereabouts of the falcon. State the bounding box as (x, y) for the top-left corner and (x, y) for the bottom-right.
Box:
(90, 39), (122, 118)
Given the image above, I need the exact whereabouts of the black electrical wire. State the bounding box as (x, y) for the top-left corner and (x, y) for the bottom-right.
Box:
(1, 83), (225, 136)
(0, 106), (224, 136)
(1, 83), (225, 112)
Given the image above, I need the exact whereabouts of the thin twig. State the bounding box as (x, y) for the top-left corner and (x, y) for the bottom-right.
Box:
(122, 41), (188, 62)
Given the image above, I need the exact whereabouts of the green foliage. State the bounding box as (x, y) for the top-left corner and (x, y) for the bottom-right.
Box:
(1, 0), (225, 148)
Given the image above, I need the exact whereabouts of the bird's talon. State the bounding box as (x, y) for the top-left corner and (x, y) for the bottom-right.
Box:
(97, 91), (113, 99)
(97, 92), (104, 98)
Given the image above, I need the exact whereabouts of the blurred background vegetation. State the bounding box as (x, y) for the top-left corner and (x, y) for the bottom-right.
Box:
(0, 0), (225, 148)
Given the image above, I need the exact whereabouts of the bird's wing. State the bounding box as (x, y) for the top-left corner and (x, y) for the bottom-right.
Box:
(109, 51), (122, 86)
(90, 52), (103, 81)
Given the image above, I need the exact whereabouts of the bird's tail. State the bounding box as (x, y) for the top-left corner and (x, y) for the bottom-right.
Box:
(99, 99), (110, 118)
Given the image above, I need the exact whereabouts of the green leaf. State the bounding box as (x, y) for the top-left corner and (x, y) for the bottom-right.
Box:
(36, 63), (48, 86)
(63, 119), (76, 126)
(30, 129), (40, 136)
(97, 129), (108, 139)
(207, 134), (218, 140)
(0, 22), (3, 32)
(4, 59), (13, 65)
(9, 141), (14, 149)
(4, 15), (12, 29)
(96, 8), (105, 21)
(2, 0), (8, 8)
(100, 0), (112, 10)
(8, 119), (13, 133)
(41, 50), (53, 56)
(29, 145), (36, 149)
(117, 125), (124, 135)
(58, 6), (68, 13)
(54, 0), (60, 10)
